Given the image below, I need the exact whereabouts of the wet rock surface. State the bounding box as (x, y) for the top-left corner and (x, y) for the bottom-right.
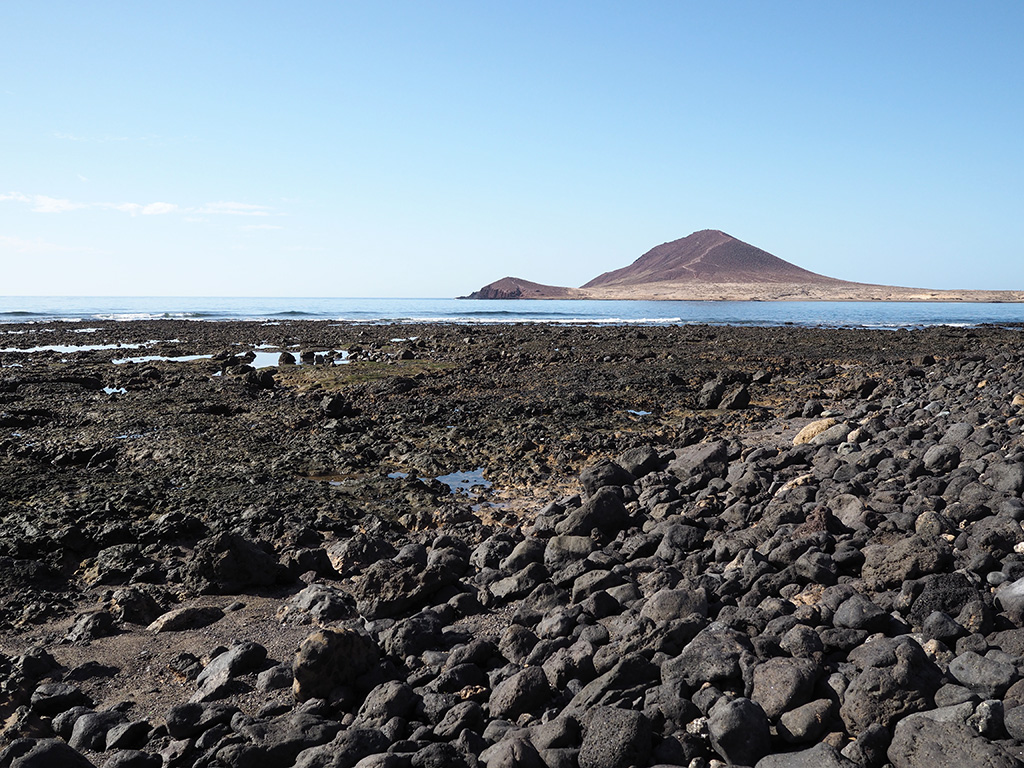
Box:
(2, 319), (1024, 766)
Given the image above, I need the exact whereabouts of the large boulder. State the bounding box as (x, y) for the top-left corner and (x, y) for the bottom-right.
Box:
(354, 558), (460, 619)
(888, 714), (1022, 768)
(667, 440), (730, 489)
(579, 459), (634, 497)
(578, 706), (652, 768)
(840, 638), (941, 735)
(488, 667), (552, 721)
(554, 486), (631, 537)
(292, 628), (381, 702)
(182, 533), (286, 594)
(708, 697), (770, 766)
(750, 658), (818, 721)
(0, 738), (96, 767)
(861, 535), (952, 587)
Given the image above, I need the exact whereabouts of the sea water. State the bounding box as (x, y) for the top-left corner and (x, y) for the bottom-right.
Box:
(2, 296), (1024, 329)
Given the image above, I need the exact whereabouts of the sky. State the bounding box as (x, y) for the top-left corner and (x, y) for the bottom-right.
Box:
(1, 2), (1022, 297)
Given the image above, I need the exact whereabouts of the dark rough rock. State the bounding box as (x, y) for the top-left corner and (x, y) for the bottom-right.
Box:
(840, 637), (941, 735)
(28, 682), (91, 716)
(0, 738), (96, 767)
(292, 727), (391, 768)
(948, 651), (1018, 699)
(165, 701), (239, 739)
(861, 535), (952, 587)
(354, 558), (459, 619)
(488, 667), (551, 721)
(708, 696), (771, 766)
(888, 715), (1023, 768)
(192, 641), (267, 701)
(578, 459), (634, 497)
(553, 486), (630, 537)
(578, 706), (652, 768)
(756, 743), (856, 767)
(668, 625), (756, 689)
(182, 533), (287, 594)
(292, 628), (381, 702)
(102, 751), (162, 768)
(69, 709), (126, 751)
(751, 657), (818, 721)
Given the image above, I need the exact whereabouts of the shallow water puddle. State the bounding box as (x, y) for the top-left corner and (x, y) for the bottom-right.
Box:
(435, 468), (492, 495)
(1, 343), (144, 354)
(112, 354), (211, 365)
(388, 468), (493, 497)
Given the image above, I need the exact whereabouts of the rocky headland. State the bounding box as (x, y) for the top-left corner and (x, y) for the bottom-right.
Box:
(2, 319), (1024, 767)
(462, 230), (1024, 302)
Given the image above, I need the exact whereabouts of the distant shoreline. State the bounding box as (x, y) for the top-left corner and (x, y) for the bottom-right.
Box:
(459, 282), (1024, 303)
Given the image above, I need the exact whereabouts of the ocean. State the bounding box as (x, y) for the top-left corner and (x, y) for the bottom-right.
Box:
(2, 296), (1024, 329)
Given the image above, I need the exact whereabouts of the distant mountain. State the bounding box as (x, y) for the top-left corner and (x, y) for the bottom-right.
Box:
(459, 277), (577, 300)
(582, 230), (838, 288)
(461, 229), (1024, 302)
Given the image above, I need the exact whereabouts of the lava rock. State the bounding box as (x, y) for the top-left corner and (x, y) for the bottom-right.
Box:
(292, 628), (381, 703)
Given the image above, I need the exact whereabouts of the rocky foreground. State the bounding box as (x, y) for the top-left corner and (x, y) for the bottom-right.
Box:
(2, 320), (1024, 767)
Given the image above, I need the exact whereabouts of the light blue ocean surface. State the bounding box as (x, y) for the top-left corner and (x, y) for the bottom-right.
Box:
(2, 296), (1024, 329)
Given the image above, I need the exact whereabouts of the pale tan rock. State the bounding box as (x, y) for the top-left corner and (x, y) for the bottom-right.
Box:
(793, 418), (837, 445)
(1012, 393), (1024, 407)
(148, 605), (224, 633)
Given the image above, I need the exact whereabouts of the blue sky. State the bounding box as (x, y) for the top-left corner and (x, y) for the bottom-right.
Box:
(2, 2), (1021, 296)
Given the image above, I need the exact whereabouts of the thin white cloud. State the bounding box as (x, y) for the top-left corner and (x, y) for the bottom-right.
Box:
(77, 174), (89, 182)
(30, 195), (87, 213)
(53, 131), (130, 142)
(143, 202), (178, 215)
(199, 201), (272, 217)
(241, 224), (283, 230)
(105, 203), (143, 215)
(1, 192), (272, 219)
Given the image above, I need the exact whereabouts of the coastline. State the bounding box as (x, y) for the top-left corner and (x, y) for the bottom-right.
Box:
(461, 281), (1024, 303)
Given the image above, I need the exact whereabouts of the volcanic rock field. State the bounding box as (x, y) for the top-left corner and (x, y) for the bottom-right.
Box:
(2, 319), (1024, 767)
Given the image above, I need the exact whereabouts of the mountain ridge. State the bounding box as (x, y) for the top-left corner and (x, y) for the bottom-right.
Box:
(461, 230), (1024, 302)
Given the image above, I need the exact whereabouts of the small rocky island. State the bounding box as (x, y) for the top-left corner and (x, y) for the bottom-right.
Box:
(463, 229), (1024, 302)
(2, 319), (1024, 766)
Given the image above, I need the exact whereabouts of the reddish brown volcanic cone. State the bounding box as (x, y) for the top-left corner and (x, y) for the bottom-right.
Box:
(460, 229), (1024, 302)
(459, 277), (577, 300)
(583, 229), (836, 287)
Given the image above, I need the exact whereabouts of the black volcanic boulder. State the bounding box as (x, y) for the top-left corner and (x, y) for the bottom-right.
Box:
(578, 706), (652, 768)
(182, 533), (287, 594)
(615, 445), (662, 478)
(353, 557), (460, 619)
(554, 486), (631, 538)
(708, 697), (771, 766)
(0, 739), (96, 767)
(667, 440), (730, 491)
(839, 637), (942, 735)
(888, 715), (1022, 768)
(292, 628), (381, 703)
(861, 534), (952, 587)
(719, 384), (750, 410)
(907, 573), (979, 628)
(579, 459), (635, 497)
(697, 378), (727, 409)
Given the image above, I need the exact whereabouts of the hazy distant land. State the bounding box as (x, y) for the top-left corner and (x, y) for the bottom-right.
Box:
(462, 230), (1024, 302)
